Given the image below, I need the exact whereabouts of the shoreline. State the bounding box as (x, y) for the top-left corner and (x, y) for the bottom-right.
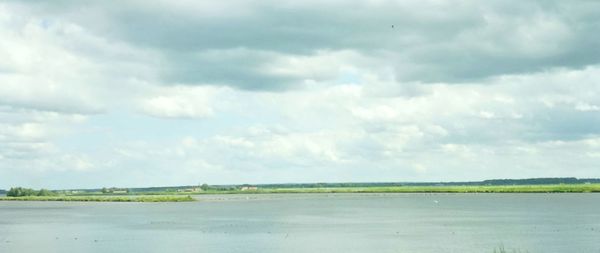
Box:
(2, 184), (599, 202)
(0, 195), (195, 202)
(163, 184), (600, 194)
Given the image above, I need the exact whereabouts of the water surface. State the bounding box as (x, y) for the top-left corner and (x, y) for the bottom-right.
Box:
(1, 193), (599, 253)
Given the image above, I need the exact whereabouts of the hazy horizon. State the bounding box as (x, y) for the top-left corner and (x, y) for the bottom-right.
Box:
(18, 177), (600, 192)
(1, 0), (600, 189)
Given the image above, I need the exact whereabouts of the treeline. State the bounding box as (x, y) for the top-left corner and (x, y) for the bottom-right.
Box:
(74, 177), (600, 193)
(15, 177), (599, 194)
(6, 187), (57, 197)
(481, 177), (599, 185)
(118, 185), (237, 193)
(252, 177), (600, 189)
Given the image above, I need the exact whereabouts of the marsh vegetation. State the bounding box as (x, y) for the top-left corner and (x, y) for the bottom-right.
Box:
(2, 187), (194, 202)
(3, 182), (598, 202)
(0, 195), (194, 202)
(136, 183), (600, 195)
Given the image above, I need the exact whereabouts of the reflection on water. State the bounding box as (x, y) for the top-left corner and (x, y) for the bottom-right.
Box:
(1, 193), (599, 253)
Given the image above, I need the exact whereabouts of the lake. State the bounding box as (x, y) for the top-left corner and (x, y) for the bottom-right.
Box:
(1, 193), (599, 253)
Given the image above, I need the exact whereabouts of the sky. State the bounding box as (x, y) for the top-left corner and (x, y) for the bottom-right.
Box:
(1, 0), (599, 189)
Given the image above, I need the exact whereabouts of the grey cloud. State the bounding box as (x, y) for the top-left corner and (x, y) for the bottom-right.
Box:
(525, 107), (600, 141)
(0, 142), (51, 160)
(0, 101), (102, 115)
(8, 0), (600, 90)
(160, 49), (299, 90)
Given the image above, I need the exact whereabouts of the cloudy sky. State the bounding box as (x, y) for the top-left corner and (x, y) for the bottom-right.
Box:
(1, 0), (599, 189)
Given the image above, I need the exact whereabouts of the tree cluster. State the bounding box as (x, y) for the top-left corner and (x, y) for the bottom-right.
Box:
(7, 187), (57, 197)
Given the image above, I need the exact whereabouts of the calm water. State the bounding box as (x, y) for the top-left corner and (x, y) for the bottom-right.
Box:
(1, 193), (599, 253)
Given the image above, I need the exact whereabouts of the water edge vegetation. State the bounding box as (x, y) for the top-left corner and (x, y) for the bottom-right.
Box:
(68, 183), (600, 196)
(2, 183), (599, 202)
(0, 195), (194, 202)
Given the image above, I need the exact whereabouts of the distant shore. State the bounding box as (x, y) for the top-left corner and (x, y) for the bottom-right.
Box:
(0, 195), (195, 202)
(76, 183), (600, 195)
(2, 184), (599, 202)
(190, 184), (600, 194)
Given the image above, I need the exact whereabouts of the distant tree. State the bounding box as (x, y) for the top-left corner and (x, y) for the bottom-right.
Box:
(37, 189), (56, 196)
(101, 187), (109, 194)
(6, 187), (19, 197)
(7, 187), (38, 197)
(200, 184), (210, 191)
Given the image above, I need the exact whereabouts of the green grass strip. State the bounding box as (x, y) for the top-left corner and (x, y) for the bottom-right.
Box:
(0, 195), (195, 202)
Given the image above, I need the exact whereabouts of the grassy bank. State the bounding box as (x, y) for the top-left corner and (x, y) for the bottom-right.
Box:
(183, 183), (600, 194)
(267, 184), (600, 193)
(0, 195), (195, 202)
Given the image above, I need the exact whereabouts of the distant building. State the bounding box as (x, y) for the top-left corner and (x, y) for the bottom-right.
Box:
(240, 186), (258, 191)
(177, 187), (202, 192)
(102, 187), (129, 194)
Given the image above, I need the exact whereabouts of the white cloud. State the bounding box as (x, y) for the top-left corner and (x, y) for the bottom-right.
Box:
(137, 86), (232, 119)
(575, 102), (600, 112)
(140, 95), (213, 119)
